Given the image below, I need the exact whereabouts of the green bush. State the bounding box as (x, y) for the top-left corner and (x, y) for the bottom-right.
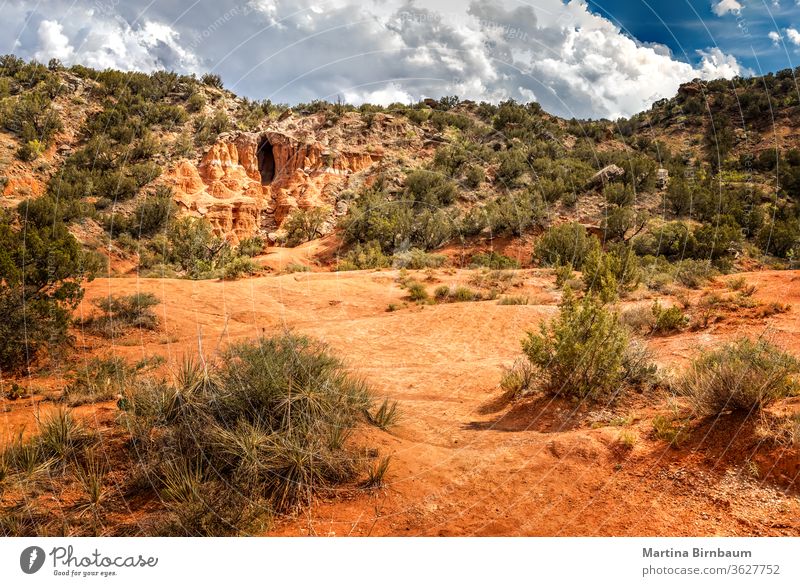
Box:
(222, 256), (259, 280)
(463, 164), (485, 188)
(535, 222), (591, 267)
(479, 190), (547, 237)
(336, 241), (390, 271)
(674, 259), (715, 288)
(62, 356), (143, 406)
(581, 243), (641, 302)
(651, 301), (688, 333)
(237, 236), (265, 257)
(680, 338), (800, 415)
(0, 213), (95, 372)
(283, 207), (330, 246)
(494, 149), (527, 186)
(406, 281), (430, 302)
(522, 289), (632, 401)
(404, 169), (456, 206)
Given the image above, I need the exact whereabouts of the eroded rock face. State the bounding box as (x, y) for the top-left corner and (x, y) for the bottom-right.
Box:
(162, 125), (381, 243)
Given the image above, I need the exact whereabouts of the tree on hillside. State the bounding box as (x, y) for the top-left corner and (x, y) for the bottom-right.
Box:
(0, 211), (96, 372)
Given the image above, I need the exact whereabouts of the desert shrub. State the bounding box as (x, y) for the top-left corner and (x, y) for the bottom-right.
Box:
(757, 217), (800, 258)
(604, 183), (635, 207)
(602, 205), (647, 241)
(463, 164), (485, 188)
(497, 296), (529, 305)
(404, 169), (456, 206)
(522, 289), (632, 401)
(619, 304), (657, 334)
(500, 358), (536, 397)
(237, 236), (264, 257)
(674, 259), (715, 288)
(283, 206), (330, 246)
(83, 293), (160, 338)
(581, 242), (641, 302)
(342, 189), (455, 252)
(480, 190), (547, 236)
(336, 241), (391, 271)
(494, 149), (528, 185)
(0, 213), (95, 372)
(632, 221), (696, 260)
(17, 139), (46, 161)
(652, 414), (688, 447)
(222, 256), (259, 280)
(651, 301), (688, 333)
(194, 110), (231, 145)
(186, 92), (206, 112)
(665, 179), (693, 216)
(120, 334), (373, 527)
(108, 187), (175, 238)
(201, 73), (224, 88)
(62, 356), (148, 406)
(680, 338), (800, 415)
(367, 398), (399, 430)
(0, 91), (63, 150)
(534, 222), (591, 267)
(1, 409), (91, 477)
(435, 285), (481, 303)
(392, 248), (447, 269)
(406, 281), (430, 302)
(469, 251), (520, 269)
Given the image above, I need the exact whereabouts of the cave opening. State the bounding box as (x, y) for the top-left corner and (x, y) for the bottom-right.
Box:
(257, 137), (275, 184)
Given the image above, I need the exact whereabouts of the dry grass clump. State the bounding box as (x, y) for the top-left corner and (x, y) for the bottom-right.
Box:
(679, 337), (800, 416)
(119, 333), (384, 534)
(82, 293), (160, 338)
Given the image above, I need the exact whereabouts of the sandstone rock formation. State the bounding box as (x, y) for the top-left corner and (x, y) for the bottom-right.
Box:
(160, 112), (410, 243)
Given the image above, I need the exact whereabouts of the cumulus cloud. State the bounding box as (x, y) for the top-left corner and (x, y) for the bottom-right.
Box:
(35, 20), (73, 62)
(787, 27), (800, 45)
(0, 0), (746, 119)
(769, 31), (782, 44)
(712, 0), (743, 17)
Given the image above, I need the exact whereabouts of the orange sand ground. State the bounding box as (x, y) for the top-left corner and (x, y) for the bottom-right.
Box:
(2, 268), (799, 536)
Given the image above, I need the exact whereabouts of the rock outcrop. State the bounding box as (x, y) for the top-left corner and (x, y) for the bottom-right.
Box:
(162, 120), (383, 242)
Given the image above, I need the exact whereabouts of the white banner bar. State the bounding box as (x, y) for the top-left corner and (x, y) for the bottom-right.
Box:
(2, 537), (798, 585)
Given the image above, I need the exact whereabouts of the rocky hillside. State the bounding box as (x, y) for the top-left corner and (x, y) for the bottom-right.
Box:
(1, 55), (800, 274)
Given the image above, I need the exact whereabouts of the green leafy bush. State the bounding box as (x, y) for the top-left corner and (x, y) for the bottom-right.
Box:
(404, 169), (456, 206)
(651, 301), (688, 333)
(522, 289), (633, 401)
(581, 243), (641, 302)
(0, 213), (96, 372)
(535, 222), (591, 267)
(283, 207), (330, 246)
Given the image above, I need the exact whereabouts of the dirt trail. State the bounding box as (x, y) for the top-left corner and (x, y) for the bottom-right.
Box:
(4, 269), (799, 535)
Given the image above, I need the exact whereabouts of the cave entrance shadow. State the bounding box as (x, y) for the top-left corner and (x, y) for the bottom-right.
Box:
(257, 137), (275, 184)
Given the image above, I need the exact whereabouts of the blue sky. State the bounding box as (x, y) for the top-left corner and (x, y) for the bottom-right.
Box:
(1, 0), (798, 119)
(586, 0), (799, 76)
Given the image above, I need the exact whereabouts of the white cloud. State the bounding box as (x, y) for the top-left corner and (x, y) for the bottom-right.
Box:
(787, 28), (800, 45)
(344, 83), (413, 105)
(712, 0), (743, 16)
(34, 20), (73, 62)
(0, 0), (746, 119)
(769, 31), (782, 44)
